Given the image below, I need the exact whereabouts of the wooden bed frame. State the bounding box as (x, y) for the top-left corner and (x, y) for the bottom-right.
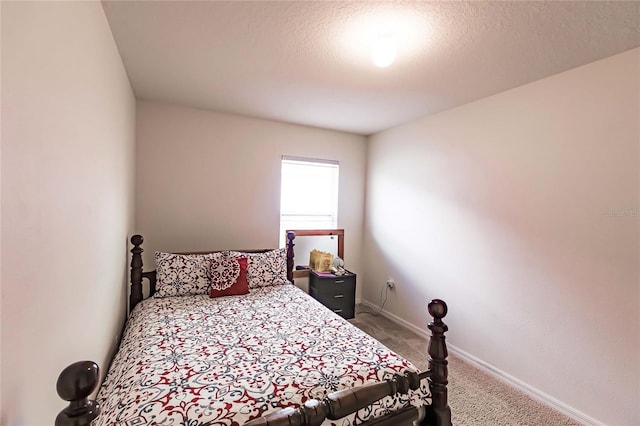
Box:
(56, 233), (452, 426)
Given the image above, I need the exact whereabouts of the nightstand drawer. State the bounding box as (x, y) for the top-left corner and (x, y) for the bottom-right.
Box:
(314, 278), (353, 297)
(322, 276), (354, 286)
(314, 294), (355, 319)
(313, 290), (351, 307)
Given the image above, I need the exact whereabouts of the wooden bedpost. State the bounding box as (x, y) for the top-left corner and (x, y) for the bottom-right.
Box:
(130, 234), (144, 313)
(286, 231), (295, 283)
(424, 299), (452, 426)
(55, 361), (100, 426)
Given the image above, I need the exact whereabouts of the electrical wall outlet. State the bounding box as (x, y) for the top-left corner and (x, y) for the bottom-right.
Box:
(386, 280), (395, 289)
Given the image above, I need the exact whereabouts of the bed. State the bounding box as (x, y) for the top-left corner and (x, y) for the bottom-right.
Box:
(56, 233), (452, 426)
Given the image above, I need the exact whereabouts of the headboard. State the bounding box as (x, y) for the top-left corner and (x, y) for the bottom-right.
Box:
(284, 229), (344, 280)
(128, 233), (298, 313)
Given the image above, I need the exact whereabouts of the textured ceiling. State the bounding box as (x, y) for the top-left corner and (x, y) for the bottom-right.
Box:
(101, 1), (640, 135)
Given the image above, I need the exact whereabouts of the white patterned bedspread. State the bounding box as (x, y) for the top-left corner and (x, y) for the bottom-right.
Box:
(95, 283), (430, 426)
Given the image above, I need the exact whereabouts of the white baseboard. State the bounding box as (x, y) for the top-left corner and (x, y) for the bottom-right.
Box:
(358, 300), (430, 338)
(357, 301), (602, 426)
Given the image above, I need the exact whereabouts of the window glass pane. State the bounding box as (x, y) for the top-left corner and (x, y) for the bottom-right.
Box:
(279, 157), (339, 246)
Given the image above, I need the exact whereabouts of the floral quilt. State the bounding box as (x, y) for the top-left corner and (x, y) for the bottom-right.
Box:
(95, 284), (430, 425)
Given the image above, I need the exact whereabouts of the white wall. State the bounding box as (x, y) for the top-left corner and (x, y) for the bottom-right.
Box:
(363, 48), (640, 425)
(135, 101), (366, 295)
(1, 2), (136, 424)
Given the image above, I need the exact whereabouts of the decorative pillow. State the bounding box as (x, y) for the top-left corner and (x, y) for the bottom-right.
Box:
(226, 248), (288, 288)
(209, 257), (249, 298)
(155, 252), (217, 298)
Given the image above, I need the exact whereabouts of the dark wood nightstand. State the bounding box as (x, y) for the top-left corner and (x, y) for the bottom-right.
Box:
(308, 270), (356, 319)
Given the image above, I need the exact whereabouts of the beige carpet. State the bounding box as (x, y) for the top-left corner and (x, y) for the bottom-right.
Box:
(349, 310), (582, 426)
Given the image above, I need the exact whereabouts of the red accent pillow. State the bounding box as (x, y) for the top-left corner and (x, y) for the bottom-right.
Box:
(209, 257), (249, 298)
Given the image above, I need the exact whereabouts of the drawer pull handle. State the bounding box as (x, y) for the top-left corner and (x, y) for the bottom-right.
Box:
(334, 295), (344, 298)
(334, 280), (345, 284)
(333, 309), (343, 313)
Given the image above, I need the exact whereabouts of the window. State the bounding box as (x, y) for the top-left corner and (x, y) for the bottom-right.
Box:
(279, 156), (339, 246)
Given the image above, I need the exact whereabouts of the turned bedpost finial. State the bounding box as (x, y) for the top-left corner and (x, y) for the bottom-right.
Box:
(286, 231), (296, 283)
(428, 299), (448, 322)
(426, 299), (452, 426)
(55, 361), (100, 426)
(129, 234), (144, 313)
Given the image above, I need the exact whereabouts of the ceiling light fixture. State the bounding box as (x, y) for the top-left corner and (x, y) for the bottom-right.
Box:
(371, 33), (396, 68)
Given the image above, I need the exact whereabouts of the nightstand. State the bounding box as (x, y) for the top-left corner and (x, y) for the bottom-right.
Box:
(308, 270), (356, 319)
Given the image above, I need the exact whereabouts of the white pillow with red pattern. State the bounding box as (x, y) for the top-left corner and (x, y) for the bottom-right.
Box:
(225, 248), (288, 288)
(154, 252), (218, 297)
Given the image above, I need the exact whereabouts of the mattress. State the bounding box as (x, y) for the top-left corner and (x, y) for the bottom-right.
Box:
(95, 283), (429, 425)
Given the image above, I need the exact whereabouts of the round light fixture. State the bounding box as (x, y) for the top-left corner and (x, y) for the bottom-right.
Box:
(371, 33), (396, 67)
